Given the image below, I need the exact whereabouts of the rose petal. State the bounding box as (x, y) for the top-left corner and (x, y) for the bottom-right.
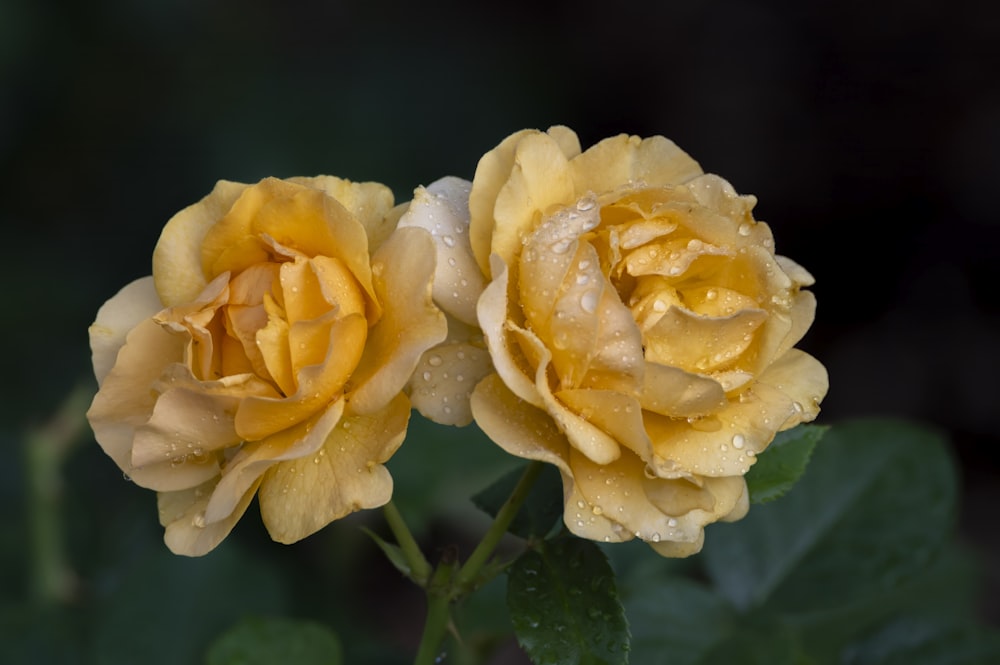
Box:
(205, 398), (345, 524)
(643, 305), (768, 373)
(153, 180), (249, 307)
(639, 362), (727, 418)
(397, 176), (486, 326)
(258, 393), (410, 543)
(556, 389), (652, 460)
(408, 332), (492, 427)
(570, 134), (702, 195)
(348, 226), (447, 414)
(492, 133), (577, 269)
(643, 381), (799, 478)
(470, 373), (572, 470)
(87, 318), (186, 480)
(755, 349), (829, 429)
(477, 255), (543, 407)
(90, 277), (163, 385)
(237, 313), (366, 439)
(288, 176), (396, 253)
(159, 475), (262, 556)
(469, 128), (581, 276)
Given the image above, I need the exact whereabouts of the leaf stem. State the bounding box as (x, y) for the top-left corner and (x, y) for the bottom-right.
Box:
(453, 460), (543, 593)
(383, 501), (432, 585)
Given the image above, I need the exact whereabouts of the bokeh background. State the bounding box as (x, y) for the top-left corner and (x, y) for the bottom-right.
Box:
(2, 0), (998, 662)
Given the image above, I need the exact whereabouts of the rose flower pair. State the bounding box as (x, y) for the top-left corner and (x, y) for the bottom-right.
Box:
(87, 127), (827, 557)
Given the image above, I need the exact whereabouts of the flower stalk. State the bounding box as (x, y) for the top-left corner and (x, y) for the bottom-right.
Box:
(411, 461), (543, 664)
(25, 382), (91, 605)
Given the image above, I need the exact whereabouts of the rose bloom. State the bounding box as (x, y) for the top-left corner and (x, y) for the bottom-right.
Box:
(87, 176), (445, 555)
(407, 127), (828, 556)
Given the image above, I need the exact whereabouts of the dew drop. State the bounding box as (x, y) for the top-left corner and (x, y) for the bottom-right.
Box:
(580, 290), (598, 314)
(551, 238), (572, 254)
(422, 371), (432, 381)
(738, 222), (752, 236)
(442, 235), (455, 247)
(732, 434), (746, 449)
(428, 355), (443, 367)
(192, 512), (206, 528)
(447, 257), (457, 267)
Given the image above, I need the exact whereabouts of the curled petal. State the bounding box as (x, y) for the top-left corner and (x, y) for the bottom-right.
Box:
(153, 180), (249, 306)
(570, 134), (702, 195)
(477, 255), (543, 407)
(349, 226), (447, 414)
(259, 393), (410, 543)
(408, 316), (492, 427)
(89, 277), (163, 385)
(205, 399), (345, 524)
(159, 475), (262, 557)
(397, 176), (485, 327)
(755, 349), (829, 429)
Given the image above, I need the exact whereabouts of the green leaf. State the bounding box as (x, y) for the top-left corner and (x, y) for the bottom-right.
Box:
(703, 419), (957, 613)
(624, 576), (733, 665)
(473, 463), (563, 539)
(205, 616), (342, 665)
(360, 527), (413, 579)
(842, 615), (1000, 665)
(746, 425), (827, 504)
(507, 537), (629, 665)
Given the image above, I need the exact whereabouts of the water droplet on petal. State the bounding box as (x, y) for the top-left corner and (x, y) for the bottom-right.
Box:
(738, 222), (752, 236)
(428, 355), (443, 367)
(732, 434), (746, 449)
(580, 290), (598, 314)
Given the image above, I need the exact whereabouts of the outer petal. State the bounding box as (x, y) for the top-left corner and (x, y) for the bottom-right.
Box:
(159, 476), (261, 557)
(477, 255), (543, 407)
(348, 226), (447, 414)
(153, 180), (249, 306)
(570, 134), (703, 195)
(87, 318), (186, 482)
(204, 399), (345, 525)
(408, 316), (493, 427)
(397, 176), (485, 326)
(288, 176), (397, 253)
(755, 349), (829, 429)
(258, 393), (410, 543)
(89, 277), (163, 385)
(470, 128), (580, 276)
(470, 373), (571, 470)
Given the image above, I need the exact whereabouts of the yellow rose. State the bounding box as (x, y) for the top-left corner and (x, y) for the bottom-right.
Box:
(87, 176), (446, 555)
(458, 127), (828, 556)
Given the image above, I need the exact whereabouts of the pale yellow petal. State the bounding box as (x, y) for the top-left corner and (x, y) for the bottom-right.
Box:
(570, 134), (702, 195)
(755, 349), (828, 429)
(408, 339), (492, 427)
(205, 399), (345, 523)
(258, 393), (410, 543)
(639, 362), (727, 418)
(348, 226), (447, 414)
(237, 314), (366, 439)
(159, 476), (261, 557)
(477, 255), (544, 408)
(397, 177), (486, 326)
(556, 389), (652, 460)
(288, 176), (396, 253)
(90, 277), (163, 385)
(87, 318), (186, 481)
(775, 254), (816, 287)
(470, 373), (571, 470)
(643, 381), (799, 478)
(643, 305), (768, 373)
(153, 179), (249, 307)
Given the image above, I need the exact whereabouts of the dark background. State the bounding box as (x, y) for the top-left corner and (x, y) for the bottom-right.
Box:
(2, 0), (998, 658)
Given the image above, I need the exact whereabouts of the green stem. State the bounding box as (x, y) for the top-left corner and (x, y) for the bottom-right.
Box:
(411, 461), (544, 664)
(453, 461), (543, 593)
(25, 383), (91, 605)
(413, 551), (457, 665)
(384, 501), (432, 585)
